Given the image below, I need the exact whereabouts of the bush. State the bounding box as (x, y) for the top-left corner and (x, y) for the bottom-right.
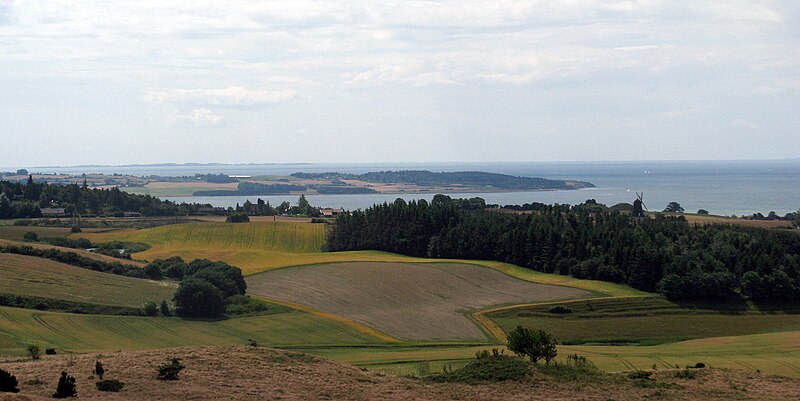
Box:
(157, 358), (185, 380)
(143, 302), (158, 316)
(27, 344), (41, 360)
(692, 362), (705, 369)
(548, 305), (573, 314)
(0, 368), (19, 393)
(226, 212), (250, 223)
(627, 370), (653, 380)
(95, 379), (124, 392)
(173, 278), (225, 318)
(674, 369), (697, 379)
(537, 354), (604, 381)
(23, 231), (39, 241)
(52, 371), (77, 398)
(45, 348), (57, 355)
(70, 226), (82, 233)
(93, 361), (104, 380)
(428, 355), (531, 383)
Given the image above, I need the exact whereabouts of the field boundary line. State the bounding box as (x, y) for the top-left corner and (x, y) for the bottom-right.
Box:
(252, 296), (400, 343)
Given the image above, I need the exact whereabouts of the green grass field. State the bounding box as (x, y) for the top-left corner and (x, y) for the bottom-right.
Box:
(0, 225), (109, 241)
(0, 305), (384, 355)
(487, 297), (800, 345)
(0, 253), (175, 308)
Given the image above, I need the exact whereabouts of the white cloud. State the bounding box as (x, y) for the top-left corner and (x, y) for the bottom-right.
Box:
(170, 108), (224, 125)
(732, 118), (757, 129)
(144, 86), (297, 107)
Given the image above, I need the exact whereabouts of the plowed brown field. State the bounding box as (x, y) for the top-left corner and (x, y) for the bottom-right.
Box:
(247, 262), (591, 340)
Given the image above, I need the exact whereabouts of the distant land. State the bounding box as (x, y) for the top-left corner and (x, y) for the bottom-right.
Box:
(0, 169), (594, 197)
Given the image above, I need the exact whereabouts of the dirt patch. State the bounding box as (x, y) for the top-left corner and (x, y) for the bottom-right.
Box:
(0, 346), (798, 401)
(247, 262), (591, 340)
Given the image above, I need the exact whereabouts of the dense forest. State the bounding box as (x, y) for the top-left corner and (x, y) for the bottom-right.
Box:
(0, 177), (205, 217)
(326, 196), (800, 301)
(291, 170), (594, 190)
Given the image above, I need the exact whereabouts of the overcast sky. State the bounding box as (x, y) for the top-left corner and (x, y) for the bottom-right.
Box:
(1, 1), (798, 166)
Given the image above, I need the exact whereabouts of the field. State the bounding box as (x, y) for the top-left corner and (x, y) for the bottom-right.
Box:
(0, 305), (382, 354)
(0, 238), (145, 268)
(675, 213), (795, 228)
(5, 347), (798, 401)
(486, 297), (800, 345)
(300, 330), (800, 379)
(247, 262), (592, 340)
(0, 254), (175, 307)
(0, 225), (108, 241)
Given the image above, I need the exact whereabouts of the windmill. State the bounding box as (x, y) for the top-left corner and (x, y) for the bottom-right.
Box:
(632, 192), (647, 219)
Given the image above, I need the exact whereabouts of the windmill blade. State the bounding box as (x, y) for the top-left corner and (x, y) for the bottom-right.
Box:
(641, 201), (649, 212)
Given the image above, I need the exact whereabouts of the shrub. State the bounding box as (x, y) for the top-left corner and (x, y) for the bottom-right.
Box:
(226, 212), (250, 223)
(70, 226), (82, 233)
(27, 344), (41, 360)
(0, 368), (19, 393)
(157, 358), (185, 380)
(429, 355), (530, 383)
(52, 371), (77, 398)
(692, 362), (705, 369)
(95, 379), (124, 392)
(93, 361), (104, 380)
(45, 348), (57, 355)
(548, 305), (573, 314)
(537, 354), (604, 381)
(627, 370), (653, 380)
(143, 302), (158, 316)
(23, 231), (39, 241)
(674, 369), (697, 379)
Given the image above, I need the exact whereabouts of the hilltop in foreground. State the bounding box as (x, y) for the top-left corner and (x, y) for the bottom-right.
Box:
(1, 346), (799, 401)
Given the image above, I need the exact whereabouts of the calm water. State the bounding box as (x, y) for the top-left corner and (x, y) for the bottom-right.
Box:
(22, 160), (800, 216)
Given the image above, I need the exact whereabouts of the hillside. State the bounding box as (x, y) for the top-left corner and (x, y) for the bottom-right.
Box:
(1, 346), (798, 401)
(0, 254), (174, 308)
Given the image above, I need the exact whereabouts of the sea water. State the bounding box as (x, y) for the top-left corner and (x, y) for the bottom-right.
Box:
(23, 160), (800, 216)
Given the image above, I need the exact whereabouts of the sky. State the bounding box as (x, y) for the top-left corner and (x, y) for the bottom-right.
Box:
(0, 1), (798, 167)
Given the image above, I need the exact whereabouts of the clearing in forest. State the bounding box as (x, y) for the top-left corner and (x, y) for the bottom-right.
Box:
(246, 261), (592, 340)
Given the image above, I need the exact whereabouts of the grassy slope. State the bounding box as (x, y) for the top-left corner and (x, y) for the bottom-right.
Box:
(0, 253), (175, 308)
(0, 238), (145, 268)
(0, 225), (109, 241)
(0, 305), (383, 355)
(487, 297), (800, 345)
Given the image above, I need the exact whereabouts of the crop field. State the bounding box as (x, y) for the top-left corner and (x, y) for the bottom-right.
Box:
(300, 330), (800, 378)
(0, 253), (175, 307)
(487, 297), (800, 345)
(0, 305), (384, 355)
(247, 262), (592, 340)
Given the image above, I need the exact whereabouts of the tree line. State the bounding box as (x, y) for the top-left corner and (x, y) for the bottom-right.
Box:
(0, 177), (213, 218)
(325, 197), (800, 301)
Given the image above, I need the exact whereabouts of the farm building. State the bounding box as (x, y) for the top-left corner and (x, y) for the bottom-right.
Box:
(319, 208), (345, 217)
(40, 207), (66, 217)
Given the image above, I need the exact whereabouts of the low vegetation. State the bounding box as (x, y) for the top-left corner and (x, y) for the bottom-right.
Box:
(157, 358), (185, 380)
(0, 368), (19, 393)
(52, 371), (77, 398)
(428, 353), (531, 383)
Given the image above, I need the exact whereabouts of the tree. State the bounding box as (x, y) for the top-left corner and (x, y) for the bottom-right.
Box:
(298, 194), (311, 215)
(160, 300), (171, 316)
(663, 202), (684, 213)
(507, 326), (537, 361)
(26, 344), (41, 360)
(23, 231), (39, 242)
(0, 368), (19, 393)
(697, 209), (709, 215)
(52, 371), (77, 398)
(536, 330), (558, 364)
(172, 277), (225, 318)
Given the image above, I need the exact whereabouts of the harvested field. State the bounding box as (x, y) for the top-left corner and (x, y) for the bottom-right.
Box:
(0, 226), (108, 241)
(1, 346), (799, 401)
(247, 262), (592, 340)
(0, 254), (174, 308)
